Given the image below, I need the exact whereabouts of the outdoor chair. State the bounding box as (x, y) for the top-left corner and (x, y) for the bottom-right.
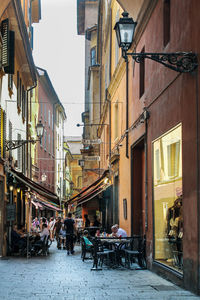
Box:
(123, 236), (146, 269)
(81, 237), (93, 261)
(31, 235), (52, 256)
(93, 239), (116, 268)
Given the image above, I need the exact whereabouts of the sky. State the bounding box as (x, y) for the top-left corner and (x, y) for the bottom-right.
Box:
(33, 0), (85, 137)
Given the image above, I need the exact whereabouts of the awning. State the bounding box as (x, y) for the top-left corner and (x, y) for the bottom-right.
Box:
(77, 183), (111, 206)
(67, 170), (110, 206)
(9, 168), (59, 204)
(31, 200), (43, 209)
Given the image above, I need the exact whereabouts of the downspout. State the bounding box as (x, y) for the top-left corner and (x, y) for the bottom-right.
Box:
(125, 57), (129, 158)
(144, 114), (148, 231)
(195, 70), (200, 293)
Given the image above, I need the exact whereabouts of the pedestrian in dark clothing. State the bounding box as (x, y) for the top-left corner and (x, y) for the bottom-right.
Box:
(93, 215), (101, 227)
(84, 214), (90, 228)
(64, 213), (76, 255)
(54, 217), (62, 249)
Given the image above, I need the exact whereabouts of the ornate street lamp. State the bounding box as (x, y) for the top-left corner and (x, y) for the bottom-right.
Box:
(114, 12), (137, 52)
(114, 12), (198, 73)
(6, 120), (44, 150)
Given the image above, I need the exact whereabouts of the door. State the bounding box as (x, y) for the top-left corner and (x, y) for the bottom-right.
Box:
(131, 139), (145, 235)
(0, 178), (4, 256)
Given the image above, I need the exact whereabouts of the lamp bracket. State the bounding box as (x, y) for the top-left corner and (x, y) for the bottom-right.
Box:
(6, 139), (40, 150)
(125, 52), (198, 73)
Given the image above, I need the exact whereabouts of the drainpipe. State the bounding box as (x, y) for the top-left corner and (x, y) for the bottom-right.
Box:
(143, 109), (150, 232)
(125, 57), (129, 158)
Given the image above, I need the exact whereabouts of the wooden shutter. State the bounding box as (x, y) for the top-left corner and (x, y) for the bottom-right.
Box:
(17, 71), (20, 108)
(4, 30), (15, 74)
(9, 120), (12, 158)
(0, 106), (2, 157)
(3, 111), (6, 158)
(22, 85), (25, 119)
(1, 19), (9, 67)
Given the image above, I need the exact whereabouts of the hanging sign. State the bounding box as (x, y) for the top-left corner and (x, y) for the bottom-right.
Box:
(6, 204), (16, 221)
(84, 156), (101, 161)
(82, 139), (102, 145)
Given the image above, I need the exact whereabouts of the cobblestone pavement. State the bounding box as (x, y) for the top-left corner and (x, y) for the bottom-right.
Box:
(0, 242), (199, 300)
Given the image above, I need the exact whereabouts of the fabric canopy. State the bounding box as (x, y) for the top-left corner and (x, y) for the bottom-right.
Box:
(67, 170), (110, 206)
(9, 167), (59, 204)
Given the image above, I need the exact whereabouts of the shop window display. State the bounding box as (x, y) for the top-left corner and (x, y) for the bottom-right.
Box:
(153, 124), (183, 272)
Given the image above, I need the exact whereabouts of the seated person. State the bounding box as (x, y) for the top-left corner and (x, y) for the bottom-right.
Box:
(58, 224), (66, 249)
(111, 224), (127, 237)
(82, 230), (93, 250)
(11, 224), (26, 253)
(33, 223), (49, 247)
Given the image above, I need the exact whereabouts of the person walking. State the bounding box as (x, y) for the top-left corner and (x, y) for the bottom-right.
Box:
(84, 214), (90, 228)
(64, 213), (76, 255)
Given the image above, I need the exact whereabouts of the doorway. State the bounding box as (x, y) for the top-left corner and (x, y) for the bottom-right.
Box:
(131, 138), (145, 235)
(0, 178), (4, 256)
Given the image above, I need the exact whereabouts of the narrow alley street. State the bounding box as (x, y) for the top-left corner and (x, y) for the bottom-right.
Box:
(0, 243), (199, 300)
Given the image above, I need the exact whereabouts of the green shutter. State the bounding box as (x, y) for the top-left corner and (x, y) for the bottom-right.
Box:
(3, 111), (6, 158)
(4, 31), (15, 74)
(1, 19), (9, 67)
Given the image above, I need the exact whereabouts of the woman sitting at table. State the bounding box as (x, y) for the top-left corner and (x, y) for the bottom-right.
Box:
(111, 224), (127, 237)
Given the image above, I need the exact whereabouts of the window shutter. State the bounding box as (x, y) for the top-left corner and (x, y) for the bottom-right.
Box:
(3, 111), (6, 158)
(22, 85), (25, 119)
(9, 120), (12, 158)
(1, 19), (9, 68)
(17, 71), (20, 108)
(0, 106), (2, 157)
(19, 78), (22, 108)
(4, 31), (15, 74)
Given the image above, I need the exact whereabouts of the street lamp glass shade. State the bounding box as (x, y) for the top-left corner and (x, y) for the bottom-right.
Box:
(114, 12), (137, 50)
(36, 121), (44, 138)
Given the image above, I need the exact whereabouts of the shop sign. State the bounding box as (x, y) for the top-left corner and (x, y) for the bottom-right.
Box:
(84, 156), (101, 161)
(82, 139), (102, 145)
(6, 204), (16, 221)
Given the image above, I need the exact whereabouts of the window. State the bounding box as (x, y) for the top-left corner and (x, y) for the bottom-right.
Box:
(44, 103), (46, 122)
(49, 134), (51, 154)
(52, 135), (54, 155)
(153, 124), (182, 273)
(163, 0), (170, 47)
(40, 102), (43, 118)
(48, 110), (51, 127)
(44, 130), (47, 151)
(0, 107), (6, 158)
(17, 134), (22, 170)
(139, 47), (145, 98)
(167, 141), (180, 178)
(8, 74), (13, 96)
(91, 47), (96, 66)
(114, 101), (119, 140)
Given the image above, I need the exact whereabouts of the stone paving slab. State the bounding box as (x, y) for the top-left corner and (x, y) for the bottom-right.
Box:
(0, 242), (199, 300)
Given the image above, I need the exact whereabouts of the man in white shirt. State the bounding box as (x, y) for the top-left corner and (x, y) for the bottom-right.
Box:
(111, 224), (127, 237)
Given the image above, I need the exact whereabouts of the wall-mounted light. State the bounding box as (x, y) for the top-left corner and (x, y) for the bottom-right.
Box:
(6, 120), (44, 151)
(114, 12), (198, 73)
(17, 187), (20, 193)
(9, 185), (13, 191)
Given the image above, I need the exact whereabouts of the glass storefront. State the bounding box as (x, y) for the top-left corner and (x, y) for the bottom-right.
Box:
(153, 124), (183, 272)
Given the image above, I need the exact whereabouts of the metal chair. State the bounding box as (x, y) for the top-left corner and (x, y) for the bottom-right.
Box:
(123, 236), (146, 269)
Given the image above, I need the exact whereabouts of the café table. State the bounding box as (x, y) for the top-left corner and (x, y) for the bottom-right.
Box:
(91, 237), (131, 269)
